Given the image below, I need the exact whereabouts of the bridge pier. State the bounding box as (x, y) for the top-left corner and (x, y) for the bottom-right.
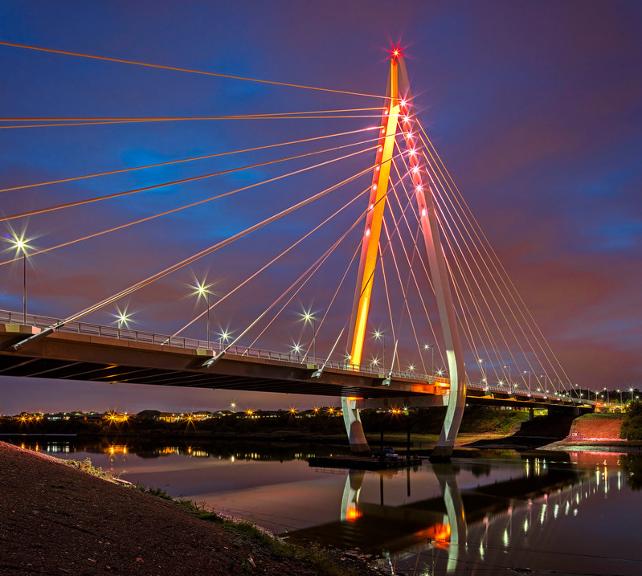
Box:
(341, 397), (370, 454)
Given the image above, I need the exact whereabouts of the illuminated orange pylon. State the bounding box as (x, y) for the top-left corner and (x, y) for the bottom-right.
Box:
(349, 56), (400, 368)
(345, 50), (467, 459)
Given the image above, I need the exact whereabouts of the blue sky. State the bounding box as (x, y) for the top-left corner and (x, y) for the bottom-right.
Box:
(0, 0), (640, 412)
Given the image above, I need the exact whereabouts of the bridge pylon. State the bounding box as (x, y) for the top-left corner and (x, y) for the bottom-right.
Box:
(342, 50), (467, 460)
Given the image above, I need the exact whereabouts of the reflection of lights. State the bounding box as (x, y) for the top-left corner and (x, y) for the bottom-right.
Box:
(539, 503), (547, 524)
(417, 523), (451, 547)
(502, 528), (509, 548)
(523, 518), (529, 533)
(553, 503), (559, 519)
(345, 505), (361, 522)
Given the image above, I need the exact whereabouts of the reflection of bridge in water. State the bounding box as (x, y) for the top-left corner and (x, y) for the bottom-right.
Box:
(289, 456), (618, 573)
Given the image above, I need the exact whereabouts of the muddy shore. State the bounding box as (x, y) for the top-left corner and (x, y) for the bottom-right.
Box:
(0, 442), (382, 575)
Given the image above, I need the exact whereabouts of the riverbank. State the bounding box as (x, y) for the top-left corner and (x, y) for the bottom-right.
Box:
(542, 413), (642, 452)
(0, 442), (384, 576)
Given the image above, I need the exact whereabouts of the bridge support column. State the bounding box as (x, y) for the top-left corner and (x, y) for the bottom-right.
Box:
(341, 397), (370, 454)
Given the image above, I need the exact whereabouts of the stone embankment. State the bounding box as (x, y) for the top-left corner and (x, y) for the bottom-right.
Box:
(565, 414), (623, 443)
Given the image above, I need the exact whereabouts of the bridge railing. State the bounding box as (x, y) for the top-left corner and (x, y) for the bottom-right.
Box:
(0, 308), (436, 382)
(0, 308), (591, 405)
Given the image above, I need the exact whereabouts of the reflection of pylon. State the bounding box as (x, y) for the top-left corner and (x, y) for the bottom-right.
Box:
(346, 50), (467, 459)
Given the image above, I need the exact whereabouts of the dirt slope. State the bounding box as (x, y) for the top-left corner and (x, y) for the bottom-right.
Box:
(0, 442), (368, 576)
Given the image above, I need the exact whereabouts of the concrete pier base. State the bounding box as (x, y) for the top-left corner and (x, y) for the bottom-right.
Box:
(341, 397), (370, 454)
(429, 444), (454, 462)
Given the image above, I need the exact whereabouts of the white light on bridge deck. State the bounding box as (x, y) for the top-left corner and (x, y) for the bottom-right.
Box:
(113, 306), (133, 329)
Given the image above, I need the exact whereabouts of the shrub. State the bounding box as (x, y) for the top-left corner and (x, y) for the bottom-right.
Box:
(621, 401), (642, 440)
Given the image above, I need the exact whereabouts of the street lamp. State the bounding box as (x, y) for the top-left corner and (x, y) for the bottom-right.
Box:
(424, 343), (435, 373)
(7, 232), (32, 323)
(291, 342), (302, 361)
(190, 279), (213, 349)
(218, 329), (231, 348)
(299, 307), (317, 360)
(113, 305), (133, 329)
(373, 330), (385, 368)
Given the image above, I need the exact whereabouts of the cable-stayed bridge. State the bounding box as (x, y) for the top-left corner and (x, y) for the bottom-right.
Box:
(0, 43), (590, 458)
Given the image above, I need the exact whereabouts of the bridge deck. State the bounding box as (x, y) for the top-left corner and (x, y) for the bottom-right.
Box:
(0, 310), (590, 406)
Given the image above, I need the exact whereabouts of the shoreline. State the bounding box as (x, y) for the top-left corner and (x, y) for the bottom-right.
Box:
(0, 441), (385, 576)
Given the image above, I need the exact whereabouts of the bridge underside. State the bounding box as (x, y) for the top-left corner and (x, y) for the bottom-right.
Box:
(0, 326), (439, 400)
(0, 325), (591, 413)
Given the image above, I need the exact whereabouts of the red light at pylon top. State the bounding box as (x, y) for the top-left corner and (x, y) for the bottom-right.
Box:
(391, 47), (402, 59)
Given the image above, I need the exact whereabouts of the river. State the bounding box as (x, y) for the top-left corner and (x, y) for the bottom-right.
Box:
(8, 437), (642, 575)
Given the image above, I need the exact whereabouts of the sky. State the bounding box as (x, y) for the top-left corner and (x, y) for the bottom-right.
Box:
(0, 0), (640, 414)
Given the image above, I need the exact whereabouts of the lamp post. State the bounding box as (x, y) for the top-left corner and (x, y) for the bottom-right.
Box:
(424, 344), (435, 374)
(113, 305), (133, 330)
(291, 342), (302, 362)
(300, 308), (317, 362)
(218, 329), (231, 349)
(523, 370), (531, 390)
(191, 279), (213, 349)
(8, 233), (32, 324)
(374, 330), (385, 369)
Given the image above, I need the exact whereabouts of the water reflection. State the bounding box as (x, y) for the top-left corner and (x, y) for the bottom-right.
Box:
(8, 437), (642, 575)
